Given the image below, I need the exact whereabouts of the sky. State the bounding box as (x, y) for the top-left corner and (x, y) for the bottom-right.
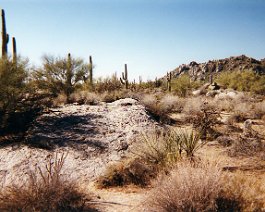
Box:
(1, 0), (265, 81)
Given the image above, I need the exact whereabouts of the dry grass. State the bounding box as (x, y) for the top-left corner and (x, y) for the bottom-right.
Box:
(52, 93), (68, 107)
(140, 94), (182, 123)
(228, 136), (265, 157)
(253, 100), (265, 119)
(69, 91), (100, 105)
(96, 158), (156, 188)
(160, 94), (184, 113)
(220, 172), (265, 211)
(144, 162), (223, 212)
(0, 153), (96, 212)
(97, 128), (203, 188)
(143, 162), (265, 211)
(132, 128), (182, 169)
(182, 97), (204, 115)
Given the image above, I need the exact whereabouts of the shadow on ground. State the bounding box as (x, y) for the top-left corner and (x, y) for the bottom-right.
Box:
(0, 112), (109, 152)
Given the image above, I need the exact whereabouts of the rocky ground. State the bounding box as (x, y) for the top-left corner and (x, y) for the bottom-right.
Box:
(0, 97), (264, 211)
(0, 98), (158, 188)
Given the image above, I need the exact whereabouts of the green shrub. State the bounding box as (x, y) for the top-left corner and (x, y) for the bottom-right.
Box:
(133, 129), (181, 169)
(216, 70), (265, 94)
(171, 74), (202, 97)
(176, 129), (202, 158)
(94, 74), (122, 93)
(0, 57), (28, 112)
(32, 54), (89, 100)
(133, 128), (202, 170)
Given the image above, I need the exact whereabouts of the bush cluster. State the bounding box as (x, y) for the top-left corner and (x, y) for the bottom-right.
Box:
(0, 154), (96, 211)
(216, 70), (265, 94)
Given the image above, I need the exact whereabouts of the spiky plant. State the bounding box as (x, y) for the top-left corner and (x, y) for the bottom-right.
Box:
(176, 129), (202, 158)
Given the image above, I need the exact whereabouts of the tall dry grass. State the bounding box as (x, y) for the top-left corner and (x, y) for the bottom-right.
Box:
(144, 162), (223, 212)
(0, 153), (96, 212)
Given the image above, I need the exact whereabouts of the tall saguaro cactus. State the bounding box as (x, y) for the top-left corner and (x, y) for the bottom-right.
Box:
(120, 64), (129, 89)
(66, 53), (73, 100)
(12, 37), (17, 63)
(89, 55), (93, 89)
(1, 9), (9, 58)
(167, 72), (172, 92)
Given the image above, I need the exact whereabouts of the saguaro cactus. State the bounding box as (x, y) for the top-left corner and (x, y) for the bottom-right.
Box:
(155, 77), (160, 87)
(167, 72), (172, 92)
(89, 56), (93, 89)
(12, 37), (17, 63)
(1, 9), (9, 58)
(120, 64), (129, 89)
(66, 53), (73, 100)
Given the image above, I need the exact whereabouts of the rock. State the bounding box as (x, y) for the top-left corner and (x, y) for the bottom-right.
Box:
(192, 89), (202, 96)
(0, 98), (160, 187)
(206, 90), (220, 97)
(214, 90), (242, 100)
(192, 83), (211, 96)
(166, 55), (265, 82)
(208, 82), (220, 90)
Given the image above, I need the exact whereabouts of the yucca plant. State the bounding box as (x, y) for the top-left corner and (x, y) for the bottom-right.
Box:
(132, 128), (182, 169)
(175, 129), (202, 158)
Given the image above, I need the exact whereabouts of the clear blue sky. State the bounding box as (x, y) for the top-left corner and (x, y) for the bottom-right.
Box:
(1, 0), (265, 80)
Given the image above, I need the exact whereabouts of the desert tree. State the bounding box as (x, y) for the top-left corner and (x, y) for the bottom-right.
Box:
(32, 54), (89, 101)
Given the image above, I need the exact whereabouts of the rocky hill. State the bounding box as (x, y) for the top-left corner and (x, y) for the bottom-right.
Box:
(166, 55), (265, 81)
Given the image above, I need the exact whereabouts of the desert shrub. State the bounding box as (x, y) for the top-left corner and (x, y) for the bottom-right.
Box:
(144, 162), (264, 212)
(0, 153), (96, 211)
(52, 93), (68, 107)
(99, 90), (128, 103)
(228, 136), (265, 157)
(94, 74), (122, 93)
(97, 128), (198, 188)
(140, 94), (179, 123)
(96, 158), (156, 188)
(216, 70), (265, 94)
(176, 129), (202, 158)
(32, 54), (89, 101)
(182, 97), (204, 115)
(219, 173), (265, 211)
(184, 101), (221, 140)
(0, 57), (28, 112)
(171, 74), (202, 97)
(69, 91), (100, 105)
(138, 79), (162, 90)
(227, 102), (253, 123)
(133, 128), (202, 169)
(133, 129), (182, 169)
(144, 162), (223, 212)
(0, 57), (40, 135)
(160, 94), (184, 113)
(206, 96), (234, 113)
(252, 100), (265, 119)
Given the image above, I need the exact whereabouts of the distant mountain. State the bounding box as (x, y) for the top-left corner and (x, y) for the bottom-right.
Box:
(164, 55), (265, 81)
